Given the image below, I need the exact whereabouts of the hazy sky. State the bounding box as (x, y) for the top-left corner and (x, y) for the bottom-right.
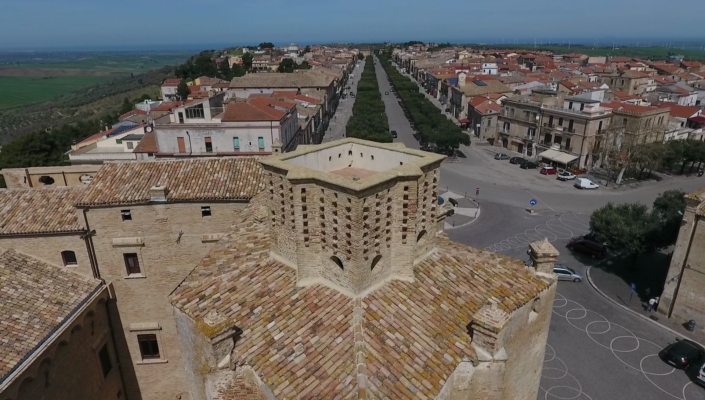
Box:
(1, 0), (704, 50)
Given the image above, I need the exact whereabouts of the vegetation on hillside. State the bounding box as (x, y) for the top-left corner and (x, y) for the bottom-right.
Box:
(378, 51), (469, 150)
(345, 56), (390, 142)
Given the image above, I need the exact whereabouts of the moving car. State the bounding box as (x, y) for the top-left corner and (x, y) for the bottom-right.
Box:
(574, 177), (599, 189)
(391, 130), (397, 138)
(566, 238), (607, 259)
(659, 340), (704, 369)
(494, 153), (509, 160)
(520, 161), (538, 169)
(509, 157), (526, 164)
(540, 166), (557, 175)
(553, 264), (583, 282)
(557, 171), (576, 181)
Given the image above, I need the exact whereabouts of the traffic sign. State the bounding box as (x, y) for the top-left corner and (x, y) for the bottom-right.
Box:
(530, 199), (537, 206)
(630, 283), (637, 292)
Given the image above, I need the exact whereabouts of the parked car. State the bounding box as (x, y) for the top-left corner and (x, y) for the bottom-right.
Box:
(391, 130), (397, 138)
(557, 171), (576, 181)
(540, 166), (557, 175)
(509, 157), (526, 164)
(553, 264), (583, 282)
(697, 363), (705, 386)
(566, 238), (607, 259)
(494, 153), (510, 160)
(659, 340), (704, 369)
(520, 161), (538, 169)
(574, 177), (599, 189)
(385, 91), (389, 95)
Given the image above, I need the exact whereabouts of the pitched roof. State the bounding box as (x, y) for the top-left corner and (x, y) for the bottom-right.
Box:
(455, 79), (511, 96)
(118, 109), (148, 121)
(170, 208), (551, 399)
(0, 249), (101, 382)
(222, 101), (285, 122)
(660, 104), (701, 119)
(230, 71), (333, 89)
(0, 187), (85, 235)
(151, 101), (183, 112)
(132, 131), (158, 153)
(76, 158), (265, 207)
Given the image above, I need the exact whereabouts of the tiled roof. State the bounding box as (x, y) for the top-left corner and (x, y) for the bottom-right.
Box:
(0, 249), (100, 381)
(0, 187), (85, 235)
(660, 104), (700, 119)
(119, 109), (147, 121)
(170, 209), (551, 399)
(76, 158), (265, 206)
(151, 101), (183, 112)
(222, 101), (285, 122)
(230, 71), (333, 89)
(132, 131), (158, 153)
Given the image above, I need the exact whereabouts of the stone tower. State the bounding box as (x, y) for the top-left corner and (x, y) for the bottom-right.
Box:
(259, 138), (445, 296)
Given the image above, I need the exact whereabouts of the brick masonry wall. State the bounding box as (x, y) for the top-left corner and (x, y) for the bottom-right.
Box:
(0, 234), (93, 278)
(501, 281), (557, 400)
(86, 201), (248, 400)
(666, 217), (705, 323)
(1, 289), (124, 400)
(173, 308), (212, 400)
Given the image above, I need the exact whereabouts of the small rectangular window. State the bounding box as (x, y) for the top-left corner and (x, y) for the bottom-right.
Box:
(121, 210), (132, 221)
(137, 334), (160, 360)
(233, 137), (240, 150)
(116, 139), (123, 144)
(201, 206), (211, 217)
(124, 253), (141, 275)
(98, 344), (112, 377)
(205, 137), (213, 153)
(258, 137), (265, 150)
(127, 142), (134, 150)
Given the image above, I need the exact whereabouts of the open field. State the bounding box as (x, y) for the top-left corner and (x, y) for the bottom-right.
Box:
(0, 51), (192, 74)
(0, 76), (112, 109)
(473, 44), (705, 61)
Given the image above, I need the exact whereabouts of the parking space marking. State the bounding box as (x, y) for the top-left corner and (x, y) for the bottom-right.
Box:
(548, 292), (703, 400)
(485, 213), (590, 253)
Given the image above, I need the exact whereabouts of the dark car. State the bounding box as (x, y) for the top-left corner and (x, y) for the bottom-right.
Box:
(391, 130), (398, 138)
(509, 157), (526, 164)
(566, 238), (607, 259)
(520, 162), (538, 169)
(659, 340), (704, 369)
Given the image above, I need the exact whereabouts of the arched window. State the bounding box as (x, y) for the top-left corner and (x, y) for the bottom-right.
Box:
(38, 176), (55, 185)
(416, 230), (427, 243)
(61, 251), (77, 266)
(330, 256), (344, 270)
(371, 255), (382, 271)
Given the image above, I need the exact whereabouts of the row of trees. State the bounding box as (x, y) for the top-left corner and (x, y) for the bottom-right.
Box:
(590, 190), (686, 264)
(377, 52), (469, 150)
(346, 56), (391, 142)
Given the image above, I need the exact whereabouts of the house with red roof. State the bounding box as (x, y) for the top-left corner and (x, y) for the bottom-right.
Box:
(161, 78), (182, 101)
(152, 92), (300, 157)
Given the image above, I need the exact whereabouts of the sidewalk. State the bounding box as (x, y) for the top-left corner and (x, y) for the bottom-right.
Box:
(439, 190), (480, 229)
(588, 251), (705, 345)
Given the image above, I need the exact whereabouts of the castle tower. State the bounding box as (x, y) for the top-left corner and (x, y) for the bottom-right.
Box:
(259, 138), (445, 296)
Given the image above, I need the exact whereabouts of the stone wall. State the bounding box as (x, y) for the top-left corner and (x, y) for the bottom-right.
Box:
(0, 234), (93, 278)
(85, 201), (248, 400)
(0, 288), (124, 400)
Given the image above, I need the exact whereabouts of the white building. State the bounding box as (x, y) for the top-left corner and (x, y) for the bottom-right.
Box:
(68, 124), (153, 164)
(481, 63), (498, 75)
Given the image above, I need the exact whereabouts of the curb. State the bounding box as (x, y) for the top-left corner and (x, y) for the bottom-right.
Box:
(445, 202), (481, 230)
(586, 266), (705, 347)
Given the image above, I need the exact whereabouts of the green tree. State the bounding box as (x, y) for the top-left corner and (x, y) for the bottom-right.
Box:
(304, 45), (311, 53)
(119, 97), (133, 114)
(218, 60), (232, 80)
(231, 64), (246, 77)
(277, 58), (296, 73)
(357, 52), (364, 61)
(650, 190), (686, 247)
(242, 53), (253, 71)
(176, 80), (190, 100)
(297, 60), (312, 70)
(590, 202), (657, 263)
(259, 42), (275, 49)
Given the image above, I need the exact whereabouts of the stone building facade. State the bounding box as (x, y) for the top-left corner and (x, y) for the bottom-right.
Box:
(170, 139), (559, 400)
(1, 165), (101, 189)
(75, 158), (266, 400)
(659, 187), (705, 326)
(0, 249), (123, 400)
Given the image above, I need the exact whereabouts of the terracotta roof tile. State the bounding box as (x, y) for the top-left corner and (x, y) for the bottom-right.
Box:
(118, 109), (147, 121)
(0, 187), (85, 235)
(0, 249), (100, 381)
(132, 131), (158, 153)
(76, 158), (265, 206)
(170, 208), (551, 399)
(222, 102), (284, 122)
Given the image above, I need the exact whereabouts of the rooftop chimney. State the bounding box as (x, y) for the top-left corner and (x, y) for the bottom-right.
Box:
(149, 185), (168, 202)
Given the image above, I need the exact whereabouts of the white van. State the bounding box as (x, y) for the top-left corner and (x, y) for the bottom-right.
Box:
(574, 178), (599, 190)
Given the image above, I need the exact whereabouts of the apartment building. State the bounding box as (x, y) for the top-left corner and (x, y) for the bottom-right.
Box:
(599, 70), (656, 95)
(152, 93), (300, 156)
(600, 102), (671, 146)
(68, 123), (154, 165)
(447, 72), (511, 120)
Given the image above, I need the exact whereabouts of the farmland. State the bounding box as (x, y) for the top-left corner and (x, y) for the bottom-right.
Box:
(0, 76), (112, 110)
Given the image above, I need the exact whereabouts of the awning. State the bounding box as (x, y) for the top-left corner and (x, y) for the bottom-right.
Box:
(458, 118), (470, 123)
(538, 149), (579, 165)
(689, 116), (705, 123)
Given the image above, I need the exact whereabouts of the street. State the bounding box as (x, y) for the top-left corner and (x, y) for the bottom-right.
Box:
(323, 59), (364, 142)
(369, 56), (705, 400)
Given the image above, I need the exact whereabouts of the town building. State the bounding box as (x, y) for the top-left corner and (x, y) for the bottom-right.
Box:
(68, 124), (155, 165)
(0, 249), (122, 400)
(446, 73), (511, 120)
(600, 102), (670, 146)
(161, 78), (182, 101)
(1, 164), (101, 189)
(659, 187), (705, 329)
(169, 138), (559, 400)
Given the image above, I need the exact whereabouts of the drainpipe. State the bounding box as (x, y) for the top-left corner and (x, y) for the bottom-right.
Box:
(270, 121), (274, 152)
(580, 120), (588, 168)
(668, 213), (699, 318)
(81, 208), (101, 280)
(186, 131), (192, 156)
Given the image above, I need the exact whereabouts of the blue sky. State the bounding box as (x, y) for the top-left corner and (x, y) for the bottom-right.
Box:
(1, 0), (704, 50)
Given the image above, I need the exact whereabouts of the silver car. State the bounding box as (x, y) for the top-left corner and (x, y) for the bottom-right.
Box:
(554, 264), (583, 282)
(494, 153), (509, 160)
